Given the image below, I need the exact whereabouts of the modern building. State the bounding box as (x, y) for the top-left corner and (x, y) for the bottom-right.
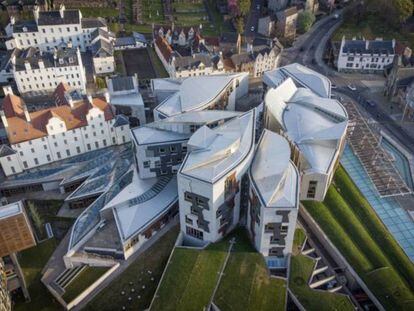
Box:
(5, 5), (108, 52)
(263, 65), (348, 201)
(0, 84), (130, 176)
(0, 259), (11, 311)
(131, 110), (241, 179)
(337, 37), (396, 73)
(178, 109), (256, 244)
(0, 201), (36, 257)
(106, 75), (146, 127)
(152, 73), (249, 120)
(263, 62), (332, 98)
(11, 46), (87, 94)
(247, 129), (299, 269)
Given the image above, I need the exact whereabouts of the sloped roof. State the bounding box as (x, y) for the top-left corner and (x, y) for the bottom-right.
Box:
(180, 109), (255, 183)
(250, 130), (298, 208)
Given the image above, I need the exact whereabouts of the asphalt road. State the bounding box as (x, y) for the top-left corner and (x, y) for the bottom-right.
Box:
(245, 0), (263, 36)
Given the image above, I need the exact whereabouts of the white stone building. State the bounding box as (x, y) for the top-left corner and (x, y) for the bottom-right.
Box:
(263, 64), (348, 201)
(152, 73), (249, 120)
(11, 46), (87, 94)
(247, 129), (299, 269)
(5, 4), (108, 52)
(0, 85), (130, 176)
(337, 37), (396, 73)
(178, 110), (256, 244)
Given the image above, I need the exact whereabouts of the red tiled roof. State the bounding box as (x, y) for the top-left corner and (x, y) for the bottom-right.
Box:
(4, 92), (114, 144)
(155, 36), (173, 62)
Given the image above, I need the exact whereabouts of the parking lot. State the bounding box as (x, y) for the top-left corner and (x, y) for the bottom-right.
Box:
(122, 48), (157, 80)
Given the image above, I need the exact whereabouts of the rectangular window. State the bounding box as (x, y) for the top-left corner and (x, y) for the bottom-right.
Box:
(34, 158), (39, 165)
(87, 143), (91, 150)
(307, 181), (318, 199)
(143, 161), (150, 168)
(66, 150), (70, 156)
(57, 152), (61, 159)
(185, 216), (193, 225)
(95, 142), (99, 148)
(46, 154), (51, 161)
(76, 146), (81, 153)
(186, 226), (203, 240)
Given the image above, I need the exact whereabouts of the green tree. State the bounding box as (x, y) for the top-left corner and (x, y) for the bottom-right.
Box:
(235, 17), (244, 34)
(297, 11), (316, 33)
(393, 0), (413, 22)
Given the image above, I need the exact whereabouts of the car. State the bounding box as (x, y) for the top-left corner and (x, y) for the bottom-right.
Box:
(331, 84), (337, 89)
(250, 26), (255, 32)
(366, 100), (376, 107)
(347, 84), (357, 91)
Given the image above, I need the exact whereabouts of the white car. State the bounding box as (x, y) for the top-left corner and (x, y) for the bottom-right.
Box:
(251, 26), (255, 32)
(347, 84), (357, 91)
(331, 84), (337, 89)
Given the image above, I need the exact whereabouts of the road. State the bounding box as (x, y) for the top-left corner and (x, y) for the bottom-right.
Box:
(245, 0), (263, 36)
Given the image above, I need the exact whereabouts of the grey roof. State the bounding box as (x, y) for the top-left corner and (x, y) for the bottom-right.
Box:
(133, 32), (147, 43)
(91, 28), (110, 42)
(12, 20), (38, 33)
(342, 39), (395, 55)
(111, 76), (135, 92)
(13, 47), (79, 71)
(0, 145), (16, 157)
(38, 10), (80, 25)
(174, 54), (213, 70)
(0, 50), (14, 72)
(91, 39), (113, 57)
(114, 36), (137, 47)
(113, 115), (129, 127)
(81, 17), (107, 29)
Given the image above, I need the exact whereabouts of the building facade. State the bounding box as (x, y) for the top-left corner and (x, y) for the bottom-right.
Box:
(276, 7), (298, 39)
(337, 37), (396, 73)
(0, 259), (11, 311)
(263, 64), (348, 201)
(5, 5), (108, 52)
(11, 46), (87, 94)
(178, 110), (256, 244)
(0, 85), (130, 176)
(247, 129), (299, 269)
(0, 201), (36, 257)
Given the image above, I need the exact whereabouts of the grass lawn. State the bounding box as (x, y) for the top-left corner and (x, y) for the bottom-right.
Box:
(79, 7), (118, 18)
(303, 166), (414, 310)
(289, 254), (354, 311)
(26, 200), (63, 240)
(292, 227), (306, 255)
(14, 239), (62, 311)
(85, 226), (179, 311)
(109, 23), (152, 34)
(147, 47), (169, 78)
(152, 227), (287, 311)
(333, 14), (414, 48)
(62, 266), (109, 303)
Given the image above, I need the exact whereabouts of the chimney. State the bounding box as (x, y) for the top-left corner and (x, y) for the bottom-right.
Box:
(3, 85), (13, 96)
(23, 105), (31, 123)
(104, 91), (110, 103)
(10, 16), (15, 25)
(33, 5), (39, 22)
(24, 61), (31, 71)
(365, 39), (369, 50)
(0, 111), (8, 128)
(59, 4), (65, 19)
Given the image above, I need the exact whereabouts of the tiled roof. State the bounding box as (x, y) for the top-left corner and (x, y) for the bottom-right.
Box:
(3, 92), (114, 144)
(37, 10), (80, 25)
(155, 36), (173, 62)
(342, 39), (395, 55)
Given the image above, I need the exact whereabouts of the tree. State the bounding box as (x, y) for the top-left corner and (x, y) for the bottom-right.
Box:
(239, 0), (251, 16)
(235, 17), (244, 34)
(297, 11), (316, 33)
(393, 0), (413, 23)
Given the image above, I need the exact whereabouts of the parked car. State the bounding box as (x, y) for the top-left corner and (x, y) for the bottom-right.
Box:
(347, 84), (357, 91)
(366, 99), (376, 107)
(251, 26), (255, 32)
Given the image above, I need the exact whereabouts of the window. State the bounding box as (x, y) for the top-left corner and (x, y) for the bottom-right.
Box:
(6, 156), (11, 161)
(66, 150), (70, 156)
(160, 169), (168, 175)
(34, 158), (39, 165)
(265, 223), (275, 233)
(186, 226), (203, 240)
(346, 63), (353, 68)
(54, 142), (58, 147)
(347, 56), (354, 61)
(76, 146), (81, 153)
(103, 139), (107, 146)
(95, 142), (99, 148)
(46, 154), (51, 161)
(23, 161), (28, 168)
(11, 166), (15, 174)
(307, 181), (318, 199)
(31, 148), (35, 153)
(170, 146), (177, 153)
(143, 161), (150, 168)
(43, 145), (47, 150)
(57, 152), (61, 159)
(185, 216), (193, 225)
